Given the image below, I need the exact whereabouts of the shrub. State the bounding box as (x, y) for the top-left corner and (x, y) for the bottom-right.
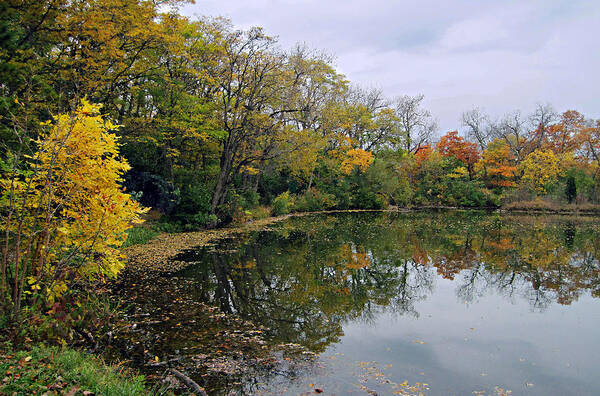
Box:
(248, 206), (271, 220)
(444, 180), (487, 207)
(565, 174), (577, 203)
(174, 181), (212, 221)
(0, 101), (145, 317)
(187, 213), (218, 230)
(124, 171), (179, 214)
(565, 167), (596, 203)
(293, 188), (338, 212)
(363, 155), (413, 207)
(351, 185), (385, 209)
(271, 191), (295, 216)
(240, 190), (261, 209)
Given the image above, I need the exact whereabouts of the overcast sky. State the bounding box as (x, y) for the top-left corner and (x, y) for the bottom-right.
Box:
(182, 0), (599, 135)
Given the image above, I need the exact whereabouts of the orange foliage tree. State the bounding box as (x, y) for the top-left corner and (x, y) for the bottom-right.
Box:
(415, 144), (433, 167)
(437, 130), (480, 179)
(476, 139), (518, 188)
(543, 110), (586, 154)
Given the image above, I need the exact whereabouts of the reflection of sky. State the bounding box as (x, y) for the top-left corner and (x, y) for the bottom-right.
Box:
(277, 277), (600, 395)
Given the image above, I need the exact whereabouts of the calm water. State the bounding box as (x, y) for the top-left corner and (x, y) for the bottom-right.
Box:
(117, 211), (600, 395)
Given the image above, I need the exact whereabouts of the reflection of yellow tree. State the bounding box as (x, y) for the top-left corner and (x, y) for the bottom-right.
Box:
(339, 243), (372, 270)
(519, 228), (570, 269)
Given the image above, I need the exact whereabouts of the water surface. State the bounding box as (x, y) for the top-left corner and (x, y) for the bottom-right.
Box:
(118, 212), (600, 395)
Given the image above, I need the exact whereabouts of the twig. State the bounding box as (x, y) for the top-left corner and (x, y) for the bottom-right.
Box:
(74, 327), (98, 352)
(168, 368), (208, 396)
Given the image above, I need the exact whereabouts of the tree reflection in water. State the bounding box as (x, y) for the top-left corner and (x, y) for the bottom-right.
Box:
(177, 211), (600, 351)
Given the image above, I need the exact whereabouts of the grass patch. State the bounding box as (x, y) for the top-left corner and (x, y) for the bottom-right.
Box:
(122, 226), (161, 247)
(0, 345), (150, 395)
(503, 200), (600, 213)
(248, 205), (272, 220)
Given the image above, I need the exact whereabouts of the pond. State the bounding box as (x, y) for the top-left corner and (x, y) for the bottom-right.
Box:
(113, 211), (600, 395)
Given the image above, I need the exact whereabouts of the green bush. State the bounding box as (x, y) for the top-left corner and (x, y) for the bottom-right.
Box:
(565, 174), (577, 203)
(566, 167), (597, 203)
(153, 221), (185, 233)
(293, 188), (338, 212)
(444, 180), (487, 207)
(240, 190), (261, 209)
(123, 171), (180, 214)
(187, 212), (218, 230)
(175, 181), (212, 220)
(350, 183), (386, 209)
(248, 206), (271, 220)
(272, 191), (295, 216)
(482, 188), (501, 207)
(363, 155), (412, 207)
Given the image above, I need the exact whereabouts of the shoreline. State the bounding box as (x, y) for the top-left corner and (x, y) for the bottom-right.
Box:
(122, 213), (300, 274)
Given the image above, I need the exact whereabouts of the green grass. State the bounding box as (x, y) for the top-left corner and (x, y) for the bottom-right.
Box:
(1, 345), (150, 395)
(122, 226), (161, 247)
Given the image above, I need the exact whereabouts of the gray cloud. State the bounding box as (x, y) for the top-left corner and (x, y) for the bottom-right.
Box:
(183, 0), (600, 134)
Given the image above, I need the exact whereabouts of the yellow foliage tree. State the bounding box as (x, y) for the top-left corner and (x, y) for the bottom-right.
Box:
(520, 149), (563, 193)
(1, 101), (146, 315)
(447, 166), (469, 179)
(340, 148), (374, 175)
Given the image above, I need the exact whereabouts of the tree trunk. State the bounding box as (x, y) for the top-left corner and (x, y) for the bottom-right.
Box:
(210, 168), (227, 214)
(252, 172), (260, 193)
(211, 149), (234, 214)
